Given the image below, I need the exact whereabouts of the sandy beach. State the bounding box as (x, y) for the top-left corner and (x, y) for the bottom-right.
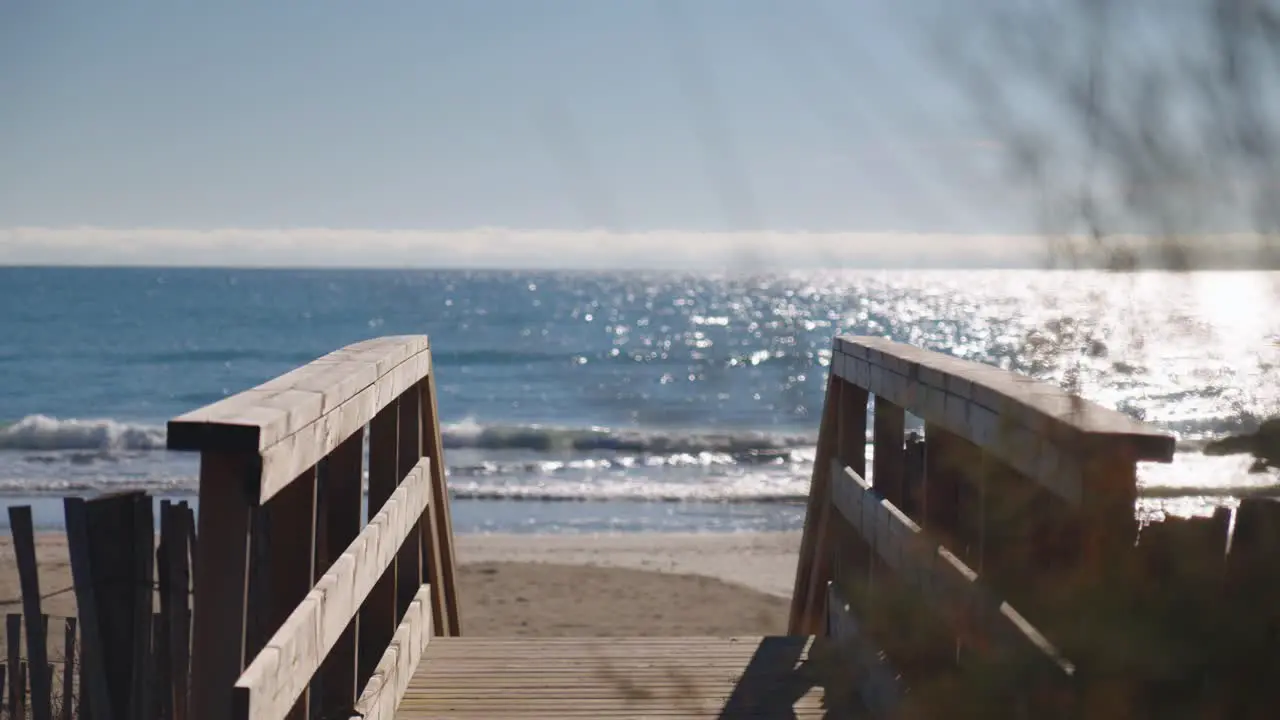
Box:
(0, 531), (802, 647)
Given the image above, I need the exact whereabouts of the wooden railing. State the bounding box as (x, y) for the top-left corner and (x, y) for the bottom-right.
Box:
(790, 335), (1179, 716)
(167, 336), (460, 720)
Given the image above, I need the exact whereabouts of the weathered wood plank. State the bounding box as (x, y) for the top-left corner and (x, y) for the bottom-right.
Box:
(317, 429), (365, 716)
(361, 403), (400, 686)
(188, 453), (256, 720)
(834, 336), (1173, 461)
(9, 507), (52, 720)
(400, 636), (836, 718)
(828, 459), (1074, 680)
(832, 338), (1171, 509)
(788, 374), (842, 636)
(872, 398), (906, 508)
(922, 422), (970, 546)
(825, 582), (903, 718)
(418, 375), (461, 636)
(157, 502), (175, 720)
(128, 495), (154, 720)
(167, 503), (192, 720)
(831, 379), (872, 614)
(7, 614), (22, 720)
(394, 389), (424, 621)
(63, 499), (112, 720)
(263, 468), (318, 720)
(349, 587), (432, 720)
(253, 352), (426, 503)
(169, 336), (428, 451)
(168, 337), (432, 503)
(60, 619), (76, 720)
(232, 460), (432, 720)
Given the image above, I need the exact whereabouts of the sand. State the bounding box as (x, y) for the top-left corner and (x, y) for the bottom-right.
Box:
(0, 531), (802, 645)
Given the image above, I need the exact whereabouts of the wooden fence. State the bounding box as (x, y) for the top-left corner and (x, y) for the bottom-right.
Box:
(2, 495), (195, 720)
(791, 335), (1280, 716)
(166, 335), (460, 720)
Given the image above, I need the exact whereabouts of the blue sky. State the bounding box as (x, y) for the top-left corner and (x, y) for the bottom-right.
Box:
(0, 0), (1046, 266)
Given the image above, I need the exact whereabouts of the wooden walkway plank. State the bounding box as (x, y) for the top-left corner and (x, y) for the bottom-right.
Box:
(396, 636), (851, 719)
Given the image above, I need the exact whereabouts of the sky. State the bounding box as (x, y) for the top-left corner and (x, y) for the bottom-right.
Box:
(0, 0), (1074, 268)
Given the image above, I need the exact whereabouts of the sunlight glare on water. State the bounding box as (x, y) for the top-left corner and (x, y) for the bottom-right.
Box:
(1, 268), (1278, 529)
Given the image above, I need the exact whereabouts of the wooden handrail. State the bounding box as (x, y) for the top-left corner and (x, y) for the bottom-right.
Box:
(792, 335), (1178, 714)
(834, 336), (1174, 505)
(169, 336), (434, 503)
(168, 336), (460, 720)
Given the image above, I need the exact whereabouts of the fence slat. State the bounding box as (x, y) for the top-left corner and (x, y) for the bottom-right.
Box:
(8, 614), (23, 720)
(157, 501), (174, 720)
(17, 661), (27, 720)
(66, 502), (105, 720)
(128, 496), (154, 720)
(169, 502), (192, 720)
(10, 506), (53, 720)
(152, 613), (167, 720)
(71, 493), (146, 720)
(60, 618), (76, 720)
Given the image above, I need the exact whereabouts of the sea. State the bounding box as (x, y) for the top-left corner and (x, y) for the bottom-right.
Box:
(1, 267), (1277, 533)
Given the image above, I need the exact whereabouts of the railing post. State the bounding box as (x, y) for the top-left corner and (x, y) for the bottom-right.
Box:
(789, 373), (841, 635)
(396, 388), (425, 619)
(833, 378), (870, 618)
(794, 335), (1183, 714)
(189, 451), (258, 720)
(419, 373), (461, 636)
(317, 428), (365, 717)
(359, 403), (400, 685)
(871, 397), (906, 509)
(839, 381), (869, 479)
(176, 336), (443, 720)
(263, 468), (318, 720)
(922, 423), (973, 555)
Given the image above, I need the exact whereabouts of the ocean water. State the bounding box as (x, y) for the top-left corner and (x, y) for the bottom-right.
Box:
(1, 267), (1277, 532)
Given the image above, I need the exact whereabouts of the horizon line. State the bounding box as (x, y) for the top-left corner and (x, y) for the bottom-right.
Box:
(3, 261), (1276, 273)
(1, 226), (1274, 271)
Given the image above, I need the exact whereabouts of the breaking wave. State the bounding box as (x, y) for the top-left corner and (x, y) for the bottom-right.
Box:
(0, 416), (167, 452)
(0, 415), (817, 456)
(439, 419), (815, 455)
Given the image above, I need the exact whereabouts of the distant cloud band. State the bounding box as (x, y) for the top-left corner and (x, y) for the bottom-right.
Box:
(0, 226), (1268, 270)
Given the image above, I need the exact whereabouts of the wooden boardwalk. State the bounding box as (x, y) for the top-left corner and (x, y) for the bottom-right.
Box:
(398, 636), (853, 718)
(163, 334), (1280, 718)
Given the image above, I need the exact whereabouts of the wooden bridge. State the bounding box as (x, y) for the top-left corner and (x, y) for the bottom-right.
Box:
(167, 334), (1280, 719)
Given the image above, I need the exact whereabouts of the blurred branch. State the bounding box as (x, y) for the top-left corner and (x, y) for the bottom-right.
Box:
(945, 0), (1280, 270)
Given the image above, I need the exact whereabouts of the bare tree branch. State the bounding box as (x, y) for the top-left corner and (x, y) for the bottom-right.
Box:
(946, 0), (1280, 270)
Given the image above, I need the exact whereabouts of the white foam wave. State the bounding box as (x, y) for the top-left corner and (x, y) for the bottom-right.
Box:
(439, 418), (816, 455)
(0, 415), (166, 452)
(0, 414), (819, 457)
